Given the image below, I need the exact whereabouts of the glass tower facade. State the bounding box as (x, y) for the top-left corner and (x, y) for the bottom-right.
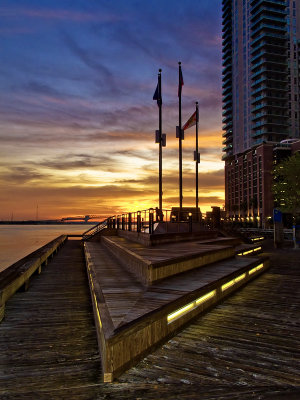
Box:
(222, 0), (300, 225)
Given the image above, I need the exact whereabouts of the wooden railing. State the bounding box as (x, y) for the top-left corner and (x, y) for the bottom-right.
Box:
(81, 208), (205, 240)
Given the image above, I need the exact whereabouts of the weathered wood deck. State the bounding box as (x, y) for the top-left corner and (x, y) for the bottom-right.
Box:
(0, 240), (101, 397)
(0, 241), (299, 399)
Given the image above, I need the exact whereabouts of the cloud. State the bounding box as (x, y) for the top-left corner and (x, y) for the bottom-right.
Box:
(0, 167), (49, 184)
(36, 154), (113, 170)
(61, 31), (120, 95)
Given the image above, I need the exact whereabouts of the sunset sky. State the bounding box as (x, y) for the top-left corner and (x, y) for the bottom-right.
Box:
(0, 0), (223, 220)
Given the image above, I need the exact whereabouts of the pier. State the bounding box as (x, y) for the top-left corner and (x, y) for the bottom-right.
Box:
(0, 216), (299, 398)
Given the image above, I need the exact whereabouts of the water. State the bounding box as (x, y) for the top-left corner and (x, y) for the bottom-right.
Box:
(0, 224), (95, 272)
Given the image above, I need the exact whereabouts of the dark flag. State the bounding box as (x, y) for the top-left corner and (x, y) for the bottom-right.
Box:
(178, 68), (184, 97)
(153, 84), (162, 106)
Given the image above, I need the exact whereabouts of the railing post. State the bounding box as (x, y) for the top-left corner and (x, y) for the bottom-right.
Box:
(188, 212), (193, 233)
(116, 216), (120, 230)
(112, 216), (116, 229)
(137, 211), (141, 233)
(122, 214), (125, 230)
(128, 213), (132, 231)
(149, 208), (154, 234)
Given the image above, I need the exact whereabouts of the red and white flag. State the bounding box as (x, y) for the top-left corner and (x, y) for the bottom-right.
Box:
(183, 110), (197, 130)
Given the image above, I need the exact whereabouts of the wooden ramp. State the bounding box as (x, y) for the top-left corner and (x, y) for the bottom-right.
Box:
(0, 240), (101, 396)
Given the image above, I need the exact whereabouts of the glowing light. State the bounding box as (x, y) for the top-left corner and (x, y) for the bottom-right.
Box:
(249, 263), (264, 275)
(195, 290), (216, 305)
(237, 246), (262, 256)
(222, 279), (235, 291)
(234, 273), (246, 283)
(167, 290), (217, 323)
(167, 302), (194, 323)
(252, 237), (264, 241)
(222, 272), (246, 292)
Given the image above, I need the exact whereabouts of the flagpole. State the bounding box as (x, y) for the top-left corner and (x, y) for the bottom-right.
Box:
(195, 101), (199, 220)
(178, 62), (183, 213)
(158, 69), (162, 212)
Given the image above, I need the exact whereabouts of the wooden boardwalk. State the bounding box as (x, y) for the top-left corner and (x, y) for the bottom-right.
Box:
(0, 241), (299, 399)
(0, 240), (102, 397)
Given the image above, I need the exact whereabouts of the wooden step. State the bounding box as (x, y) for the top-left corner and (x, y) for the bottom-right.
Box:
(84, 241), (270, 382)
(235, 243), (263, 256)
(101, 236), (235, 285)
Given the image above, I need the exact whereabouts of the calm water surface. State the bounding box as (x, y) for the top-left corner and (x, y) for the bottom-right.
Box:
(0, 224), (95, 272)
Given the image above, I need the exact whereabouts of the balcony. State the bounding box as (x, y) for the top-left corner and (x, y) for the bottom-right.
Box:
(222, 54), (232, 66)
(222, 121), (233, 131)
(251, 32), (287, 46)
(251, 0), (286, 14)
(222, 114), (232, 123)
(251, 13), (286, 29)
(251, 6), (287, 21)
(251, 85), (267, 96)
(251, 50), (286, 63)
(252, 103), (268, 112)
(223, 92), (232, 103)
(222, 144), (233, 152)
(251, 23), (286, 39)
(222, 107), (232, 115)
(251, 94), (267, 104)
(222, 129), (233, 137)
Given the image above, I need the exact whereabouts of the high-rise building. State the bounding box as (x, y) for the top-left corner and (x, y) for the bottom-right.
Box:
(222, 0), (300, 226)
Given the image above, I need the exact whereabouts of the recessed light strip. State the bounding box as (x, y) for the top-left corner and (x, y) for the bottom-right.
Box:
(249, 263), (264, 275)
(237, 246), (262, 256)
(222, 272), (247, 292)
(167, 290), (216, 324)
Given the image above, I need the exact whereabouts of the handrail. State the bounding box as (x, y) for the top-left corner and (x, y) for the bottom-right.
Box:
(82, 220), (106, 236)
(82, 220), (108, 240)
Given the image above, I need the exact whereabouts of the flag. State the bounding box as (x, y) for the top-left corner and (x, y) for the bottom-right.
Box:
(183, 110), (197, 130)
(178, 68), (184, 97)
(153, 83), (162, 106)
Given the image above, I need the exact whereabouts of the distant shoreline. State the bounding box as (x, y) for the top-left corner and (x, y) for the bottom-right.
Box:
(0, 221), (97, 225)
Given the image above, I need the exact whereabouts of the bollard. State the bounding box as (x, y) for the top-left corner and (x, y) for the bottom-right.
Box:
(137, 211), (141, 233)
(149, 208), (154, 234)
(128, 213), (132, 231)
(188, 212), (193, 233)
